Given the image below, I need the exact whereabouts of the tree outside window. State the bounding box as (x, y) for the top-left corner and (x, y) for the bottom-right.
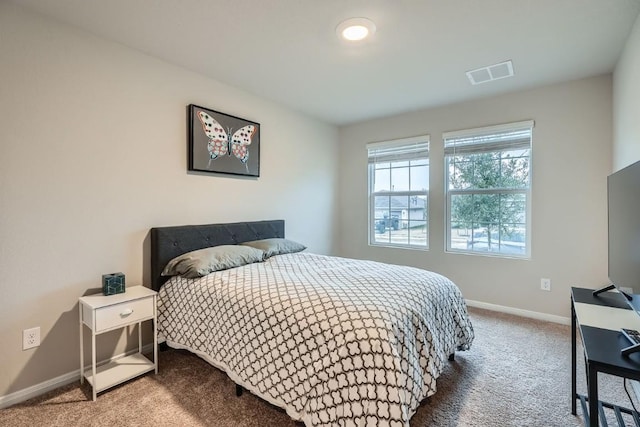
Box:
(445, 122), (533, 257)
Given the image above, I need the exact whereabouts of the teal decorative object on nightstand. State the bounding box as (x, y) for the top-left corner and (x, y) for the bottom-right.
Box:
(102, 272), (125, 295)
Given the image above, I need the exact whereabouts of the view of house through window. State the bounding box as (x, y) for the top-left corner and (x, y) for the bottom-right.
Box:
(444, 121), (533, 257)
(367, 136), (429, 249)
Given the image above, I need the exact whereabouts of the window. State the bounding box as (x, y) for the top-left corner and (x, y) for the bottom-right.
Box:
(367, 136), (429, 249)
(444, 121), (533, 258)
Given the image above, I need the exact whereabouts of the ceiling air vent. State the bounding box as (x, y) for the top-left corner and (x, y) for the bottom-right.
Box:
(466, 60), (514, 85)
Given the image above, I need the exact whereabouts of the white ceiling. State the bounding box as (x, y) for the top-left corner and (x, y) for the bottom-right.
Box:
(12, 0), (640, 125)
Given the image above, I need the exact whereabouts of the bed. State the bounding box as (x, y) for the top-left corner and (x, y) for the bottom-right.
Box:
(150, 220), (474, 427)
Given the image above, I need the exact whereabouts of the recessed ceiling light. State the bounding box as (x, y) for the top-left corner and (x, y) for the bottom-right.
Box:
(336, 18), (376, 42)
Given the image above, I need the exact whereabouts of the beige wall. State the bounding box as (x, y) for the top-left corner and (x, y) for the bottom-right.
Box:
(613, 12), (640, 170)
(337, 75), (612, 318)
(0, 4), (338, 396)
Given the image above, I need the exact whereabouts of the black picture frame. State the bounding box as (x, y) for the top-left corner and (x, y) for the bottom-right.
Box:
(188, 104), (260, 177)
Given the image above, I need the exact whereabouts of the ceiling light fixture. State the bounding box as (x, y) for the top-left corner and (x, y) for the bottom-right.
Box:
(336, 17), (376, 42)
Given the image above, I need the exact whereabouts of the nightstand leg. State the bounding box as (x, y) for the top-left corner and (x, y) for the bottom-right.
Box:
(79, 306), (84, 385)
(571, 296), (576, 415)
(153, 316), (158, 374)
(138, 322), (142, 354)
(92, 332), (97, 401)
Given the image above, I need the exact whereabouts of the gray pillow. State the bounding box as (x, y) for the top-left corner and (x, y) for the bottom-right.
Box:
(240, 238), (306, 258)
(161, 245), (265, 278)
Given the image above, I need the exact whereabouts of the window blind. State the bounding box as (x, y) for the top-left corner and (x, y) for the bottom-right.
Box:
(443, 121), (533, 156)
(367, 135), (429, 164)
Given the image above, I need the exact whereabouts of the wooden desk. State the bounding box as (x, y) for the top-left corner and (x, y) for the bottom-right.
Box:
(572, 287), (640, 426)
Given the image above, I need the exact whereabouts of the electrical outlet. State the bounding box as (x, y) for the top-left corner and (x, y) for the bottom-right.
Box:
(541, 278), (551, 291)
(23, 327), (40, 350)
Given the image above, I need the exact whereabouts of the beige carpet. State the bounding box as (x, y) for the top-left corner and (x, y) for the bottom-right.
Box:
(1, 307), (638, 426)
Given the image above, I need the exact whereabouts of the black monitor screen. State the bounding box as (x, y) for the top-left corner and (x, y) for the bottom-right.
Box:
(608, 160), (640, 291)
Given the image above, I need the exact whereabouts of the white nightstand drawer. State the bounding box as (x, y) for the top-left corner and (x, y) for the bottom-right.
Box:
(94, 297), (153, 332)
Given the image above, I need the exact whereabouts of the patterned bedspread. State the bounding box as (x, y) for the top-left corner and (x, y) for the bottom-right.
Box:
(157, 253), (474, 426)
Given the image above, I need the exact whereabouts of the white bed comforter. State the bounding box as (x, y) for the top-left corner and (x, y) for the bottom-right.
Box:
(157, 253), (474, 426)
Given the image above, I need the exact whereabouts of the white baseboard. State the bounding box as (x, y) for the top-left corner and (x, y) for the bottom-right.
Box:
(466, 299), (571, 325)
(0, 370), (79, 410)
(0, 344), (154, 409)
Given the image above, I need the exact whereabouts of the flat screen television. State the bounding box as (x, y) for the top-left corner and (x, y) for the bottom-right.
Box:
(592, 160), (640, 354)
(608, 160), (640, 295)
(595, 160), (640, 305)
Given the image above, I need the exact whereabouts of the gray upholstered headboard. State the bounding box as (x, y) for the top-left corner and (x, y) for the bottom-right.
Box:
(150, 219), (285, 291)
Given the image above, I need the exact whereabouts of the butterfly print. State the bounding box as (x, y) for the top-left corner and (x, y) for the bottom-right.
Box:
(196, 111), (256, 164)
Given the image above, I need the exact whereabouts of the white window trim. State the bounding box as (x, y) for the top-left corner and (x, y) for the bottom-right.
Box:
(444, 121), (533, 259)
(367, 135), (430, 250)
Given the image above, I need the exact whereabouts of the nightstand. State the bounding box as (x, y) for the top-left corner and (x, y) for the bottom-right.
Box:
(79, 286), (158, 401)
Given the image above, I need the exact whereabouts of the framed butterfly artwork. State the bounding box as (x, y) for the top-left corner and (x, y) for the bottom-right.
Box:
(188, 104), (260, 177)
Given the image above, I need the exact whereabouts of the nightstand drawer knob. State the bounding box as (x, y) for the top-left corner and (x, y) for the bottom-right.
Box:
(120, 308), (134, 317)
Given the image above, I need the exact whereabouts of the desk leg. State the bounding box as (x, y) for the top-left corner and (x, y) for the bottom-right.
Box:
(572, 297), (577, 415)
(588, 363), (598, 427)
